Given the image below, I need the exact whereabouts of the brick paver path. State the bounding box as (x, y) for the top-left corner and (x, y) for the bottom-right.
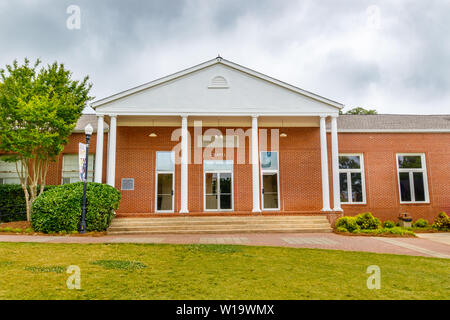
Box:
(0, 233), (449, 258)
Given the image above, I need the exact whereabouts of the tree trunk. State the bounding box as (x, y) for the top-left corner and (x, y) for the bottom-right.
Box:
(21, 185), (31, 222)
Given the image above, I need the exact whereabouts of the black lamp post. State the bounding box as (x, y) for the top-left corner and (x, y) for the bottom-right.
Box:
(79, 123), (93, 233)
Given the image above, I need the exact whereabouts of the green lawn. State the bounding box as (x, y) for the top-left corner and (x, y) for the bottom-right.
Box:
(0, 242), (448, 299)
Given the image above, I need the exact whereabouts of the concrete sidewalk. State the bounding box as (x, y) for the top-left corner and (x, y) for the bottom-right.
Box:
(0, 232), (449, 259)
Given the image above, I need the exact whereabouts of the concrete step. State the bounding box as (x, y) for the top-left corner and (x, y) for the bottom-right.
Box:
(107, 215), (332, 235)
(107, 227), (333, 235)
(110, 219), (329, 227)
(110, 216), (328, 224)
(108, 223), (332, 232)
(111, 215), (328, 221)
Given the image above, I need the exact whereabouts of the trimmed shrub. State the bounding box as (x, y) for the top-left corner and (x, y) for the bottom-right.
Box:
(31, 182), (121, 233)
(432, 212), (450, 231)
(0, 184), (56, 222)
(355, 212), (381, 230)
(413, 218), (430, 229)
(357, 227), (415, 237)
(335, 216), (360, 233)
(336, 226), (348, 233)
(0, 184), (27, 222)
(383, 220), (396, 229)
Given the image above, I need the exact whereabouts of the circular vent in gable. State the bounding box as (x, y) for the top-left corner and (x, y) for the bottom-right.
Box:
(208, 75), (229, 89)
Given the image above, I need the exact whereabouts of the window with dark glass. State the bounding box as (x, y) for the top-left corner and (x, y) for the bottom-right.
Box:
(339, 155), (365, 203)
(397, 154), (428, 202)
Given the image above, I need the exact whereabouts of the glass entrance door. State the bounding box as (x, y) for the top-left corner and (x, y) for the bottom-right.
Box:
(204, 171), (233, 211)
(262, 172), (279, 210)
(205, 172), (218, 210)
(156, 173), (174, 212)
(155, 151), (175, 213)
(260, 151), (280, 210)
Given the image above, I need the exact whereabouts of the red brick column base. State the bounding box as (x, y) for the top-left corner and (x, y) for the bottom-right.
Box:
(326, 211), (344, 228)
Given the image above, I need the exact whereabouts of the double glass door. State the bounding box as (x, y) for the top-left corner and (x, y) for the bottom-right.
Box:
(205, 172), (233, 211)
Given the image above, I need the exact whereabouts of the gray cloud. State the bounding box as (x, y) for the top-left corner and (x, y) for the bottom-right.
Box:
(0, 0), (449, 114)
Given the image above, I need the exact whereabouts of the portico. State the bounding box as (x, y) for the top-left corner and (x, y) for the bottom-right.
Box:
(91, 57), (344, 215)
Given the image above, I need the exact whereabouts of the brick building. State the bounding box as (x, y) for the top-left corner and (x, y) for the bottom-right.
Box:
(1, 57), (449, 223)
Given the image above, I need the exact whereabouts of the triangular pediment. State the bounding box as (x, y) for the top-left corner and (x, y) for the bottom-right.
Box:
(92, 58), (342, 115)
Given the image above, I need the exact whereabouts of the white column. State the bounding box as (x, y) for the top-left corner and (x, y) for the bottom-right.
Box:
(106, 115), (117, 187)
(94, 115), (104, 183)
(320, 116), (331, 211)
(180, 115), (189, 213)
(251, 115), (261, 212)
(331, 115), (342, 211)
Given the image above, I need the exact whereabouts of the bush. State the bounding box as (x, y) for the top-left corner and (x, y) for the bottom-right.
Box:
(0, 184), (56, 222)
(31, 182), (121, 233)
(357, 227), (415, 237)
(383, 220), (396, 229)
(335, 216), (360, 233)
(413, 218), (430, 229)
(432, 212), (450, 231)
(336, 226), (348, 233)
(355, 212), (381, 230)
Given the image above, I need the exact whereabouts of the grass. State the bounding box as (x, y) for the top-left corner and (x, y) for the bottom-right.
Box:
(0, 242), (448, 300)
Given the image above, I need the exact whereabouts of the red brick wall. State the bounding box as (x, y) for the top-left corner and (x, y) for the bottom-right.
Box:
(113, 126), (323, 213)
(45, 132), (108, 185)
(336, 132), (450, 222)
(30, 128), (450, 223)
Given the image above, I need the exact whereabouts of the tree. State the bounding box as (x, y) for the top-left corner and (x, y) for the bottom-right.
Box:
(0, 59), (93, 221)
(339, 107), (378, 115)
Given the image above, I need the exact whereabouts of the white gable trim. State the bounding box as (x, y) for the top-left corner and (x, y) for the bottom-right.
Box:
(91, 57), (344, 110)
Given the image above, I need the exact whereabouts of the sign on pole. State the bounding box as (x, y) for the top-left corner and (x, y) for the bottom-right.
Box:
(79, 143), (87, 182)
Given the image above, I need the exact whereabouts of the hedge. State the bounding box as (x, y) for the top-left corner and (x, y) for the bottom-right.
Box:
(0, 184), (56, 222)
(31, 182), (121, 233)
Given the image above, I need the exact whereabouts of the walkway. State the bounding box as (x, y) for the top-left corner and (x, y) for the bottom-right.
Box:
(0, 232), (449, 259)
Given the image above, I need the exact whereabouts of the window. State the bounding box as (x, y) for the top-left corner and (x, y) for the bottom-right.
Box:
(260, 151), (280, 210)
(396, 154), (429, 203)
(62, 154), (94, 184)
(0, 159), (21, 184)
(339, 154), (366, 204)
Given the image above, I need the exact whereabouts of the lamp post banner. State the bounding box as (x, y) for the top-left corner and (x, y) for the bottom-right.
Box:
(78, 143), (87, 182)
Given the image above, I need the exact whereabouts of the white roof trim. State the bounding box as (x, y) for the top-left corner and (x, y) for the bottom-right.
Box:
(91, 57), (344, 110)
(96, 111), (335, 117)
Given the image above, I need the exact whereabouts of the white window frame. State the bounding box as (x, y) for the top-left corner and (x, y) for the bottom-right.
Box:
(61, 154), (95, 184)
(338, 153), (367, 204)
(203, 160), (234, 212)
(396, 153), (429, 204)
(260, 151), (280, 211)
(0, 159), (22, 185)
(155, 151), (175, 213)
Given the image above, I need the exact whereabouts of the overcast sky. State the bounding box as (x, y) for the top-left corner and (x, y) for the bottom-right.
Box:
(0, 0), (449, 114)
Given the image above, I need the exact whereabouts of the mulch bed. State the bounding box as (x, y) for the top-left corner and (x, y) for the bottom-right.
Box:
(0, 220), (106, 237)
(0, 221), (31, 229)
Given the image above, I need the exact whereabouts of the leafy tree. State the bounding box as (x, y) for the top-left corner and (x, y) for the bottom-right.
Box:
(339, 107), (378, 115)
(0, 59), (93, 221)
